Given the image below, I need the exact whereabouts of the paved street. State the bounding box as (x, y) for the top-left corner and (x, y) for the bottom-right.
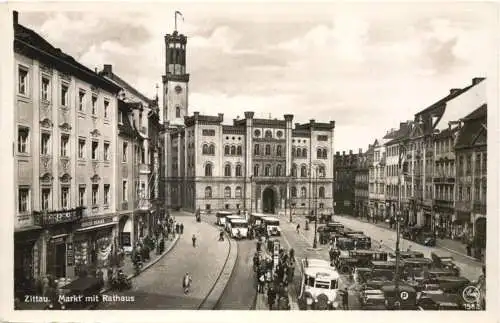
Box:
(97, 213), (229, 309)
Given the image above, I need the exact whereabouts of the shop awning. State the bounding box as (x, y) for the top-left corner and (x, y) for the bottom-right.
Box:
(76, 222), (117, 232)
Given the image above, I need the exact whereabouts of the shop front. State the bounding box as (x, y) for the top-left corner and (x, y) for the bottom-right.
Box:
(134, 211), (149, 241)
(119, 213), (133, 252)
(14, 228), (43, 297)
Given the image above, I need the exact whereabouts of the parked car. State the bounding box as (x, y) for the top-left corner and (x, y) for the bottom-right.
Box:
(430, 252), (461, 276)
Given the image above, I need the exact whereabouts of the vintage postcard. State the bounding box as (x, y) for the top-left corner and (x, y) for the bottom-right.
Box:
(0, 1), (498, 322)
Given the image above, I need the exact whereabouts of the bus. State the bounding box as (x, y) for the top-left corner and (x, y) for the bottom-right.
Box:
(262, 216), (281, 236)
(215, 211), (232, 226)
(227, 218), (249, 239)
(225, 215), (243, 232)
(250, 213), (267, 226)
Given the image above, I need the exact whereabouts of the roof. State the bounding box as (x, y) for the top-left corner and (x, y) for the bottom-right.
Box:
(99, 69), (155, 106)
(455, 104), (487, 149)
(14, 23), (121, 93)
(384, 122), (412, 146)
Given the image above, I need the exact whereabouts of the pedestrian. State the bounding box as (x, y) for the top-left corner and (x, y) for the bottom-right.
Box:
(175, 223), (179, 234)
(182, 272), (192, 294)
(180, 223), (184, 234)
(192, 234), (197, 247)
(341, 287), (349, 310)
(296, 223), (300, 234)
(267, 285), (276, 310)
(258, 271), (265, 293)
(219, 230), (224, 241)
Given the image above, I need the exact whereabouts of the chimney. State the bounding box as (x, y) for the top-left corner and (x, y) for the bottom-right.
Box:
(449, 88), (461, 95)
(359, 148), (362, 154)
(349, 150), (353, 155)
(472, 77), (484, 85)
(13, 11), (18, 25)
(103, 64), (113, 76)
(94, 68), (98, 73)
(336, 152), (340, 156)
(342, 151), (345, 155)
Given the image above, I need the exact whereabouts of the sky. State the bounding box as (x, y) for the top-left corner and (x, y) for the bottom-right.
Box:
(18, 2), (495, 152)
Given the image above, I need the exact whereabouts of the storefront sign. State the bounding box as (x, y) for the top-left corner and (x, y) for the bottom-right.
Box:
(35, 207), (84, 227)
(66, 242), (74, 266)
(79, 216), (114, 229)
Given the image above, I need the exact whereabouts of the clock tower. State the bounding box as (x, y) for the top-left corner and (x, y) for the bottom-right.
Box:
(162, 30), (189, 126)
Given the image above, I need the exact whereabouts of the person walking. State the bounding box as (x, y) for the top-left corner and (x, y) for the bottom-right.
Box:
(219, 230), (224, 241)
(180, 223), (184, 234)
(296, 223), (300, 234)
(258, 270), (265, 294)
(175, 223), (180, 234)
(192, 234), (197, 247)
(341, 287), (349, 310)
(267, 285), (276, 310)
(182, 272), (192, 294)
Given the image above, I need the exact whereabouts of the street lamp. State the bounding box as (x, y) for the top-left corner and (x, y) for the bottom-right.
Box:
(312, 169), (318, 249)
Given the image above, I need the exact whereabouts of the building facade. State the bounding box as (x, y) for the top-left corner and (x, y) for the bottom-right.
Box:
(160, 29), (336, 216)
(353, 147), (370, 219)
(99, 64), (163, 251)
(14, 11), (122, 295)
(334, 150), (361, 215)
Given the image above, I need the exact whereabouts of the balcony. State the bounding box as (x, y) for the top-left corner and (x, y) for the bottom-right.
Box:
(33, 207), (84, 227)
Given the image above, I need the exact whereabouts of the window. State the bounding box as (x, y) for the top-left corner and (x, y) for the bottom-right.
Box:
(60, 135), (69, 157)
(292, 164), (297, 177)
(41, 77), (50, 101)
(291, 187), (297, 198)
(18, 187), (29, 213)
(317, 149), (322, 159)
(176, 106), (181, 118)
(276, 145), (282, 157)
(297, 148), (301, 157)
(301, 187), (307, 198)
(41, 133), (50, 155)
(39, 187), (50, 211)
(301, 165), (307, 177)
(103, 142), (110, 161)
(203, 144), (209, 154)
(230, 146), (236, 155)
(60, 83), (69, 107)
(322, 149), (327, 159)
(141, 147), (145, 164)
(224, 164), (232, 177)
(235, 187), (242, 198)
(122, 142), (128, 162)
(104, 184), (110, 205)
(265, 130), (272, 138)
(457, 186), (463, 201)
(237, 146), (242, 155)
(78, 139), (86, 159)
(206, 204), (211, 210)
(205, 164), (213, 177)
(318, 166), (325, 178)
(104, 100), (109, 118)
(254, 164), (259, 176)
(265, 144), (271, 156)
(91, 95), (97, 115)
(225, 145), (230, 155)
(225, 204), (230, 210)
(118, 111), (123, 124)
(78, 90), (85, 111)
(466, 155), (472, 175)
(224, 187), (231, 198)
(92, 184), (99, 205)
(292, 147), (296, 156)
(18, 127), (29, 153)
(302, 148), (307, 158)
(79, 185), (86, 206)
(18, 66), (28, 95)
(265, 164), (271, 176)
(276, 164), (282, 176)
(61, 186), (69, 209)
(209, 144), (215, 155)
(205, 187), (212, 198)
(235, 164), (242, 177)
(91, 141), (99, 160)
(122, 180), (128, 201)
(254, 144), (260, 155)
(319, 187), (325, 198)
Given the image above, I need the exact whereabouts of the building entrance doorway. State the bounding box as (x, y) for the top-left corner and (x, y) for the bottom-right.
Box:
(263, 187), (275, 214)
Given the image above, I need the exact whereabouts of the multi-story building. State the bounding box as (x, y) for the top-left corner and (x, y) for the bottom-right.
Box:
(353, 147), (371, 219)
(407, 77), (486, 229)
(454, 105), (487, 258)
(99, 64), (163, 251)
(160, 29), (336, 215)
(13, 11), (122, 294)
(383, 121), (412, 224)
(334, 150), (361, 215)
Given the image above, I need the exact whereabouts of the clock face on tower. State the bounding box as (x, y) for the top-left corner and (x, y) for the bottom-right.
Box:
(175, 85), (182, 94)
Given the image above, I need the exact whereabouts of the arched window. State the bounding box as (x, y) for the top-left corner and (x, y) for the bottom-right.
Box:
(265, 130), (272, 138)
(265, 164), (271, 176)
(292, 147), (296, 156)
(205, 186), (212, 198)
(319, 186), (325, 198)
(317, 148), (322, 159)
(230, 145), (236, 155)
(296, 148), (301, 157)
(301, 165), (307, 177)
(254, 144), (260, 155)
(302, 148), (307, 158)
(237, 146), (242, 155)
(276, 145), (282, 157)
(322, 149), (327, 159)
(224, 145), (230, 155)
(318, 166), (326, 178)
(235, 164), (242, 177)
(205, 164), (213, 177)
(176, 106), (181, 118)
(301, 187), (307, 198)
(292, 164), (297, 177)
(224, 164), (232, 177)
(235, 187), (242, 198)
(209, 144), (215, 155)
(224, 186), (231, 198)
(254, 164), (259, 176)
(291, 187), (297, 197)
(265, 144), (271, 156)
(276, 164), (282, 177)
(203, 144), (208, 155)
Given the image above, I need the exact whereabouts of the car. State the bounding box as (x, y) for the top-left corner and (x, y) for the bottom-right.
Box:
(380, 283), (418, 310)
(359, 289), (386, 309)
(430, 252), (461, 276)
(298, 258), (341, 310)
(417, 292), (462, 310)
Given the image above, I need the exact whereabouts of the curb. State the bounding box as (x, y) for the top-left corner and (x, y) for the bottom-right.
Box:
(198, 221), (238, 309)
(100, 234), (180, 294)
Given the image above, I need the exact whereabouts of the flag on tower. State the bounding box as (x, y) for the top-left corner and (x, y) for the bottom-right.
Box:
(175, 10), (184, 21)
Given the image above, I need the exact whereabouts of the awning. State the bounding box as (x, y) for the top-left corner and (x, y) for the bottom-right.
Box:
(76, 222), (117, 232)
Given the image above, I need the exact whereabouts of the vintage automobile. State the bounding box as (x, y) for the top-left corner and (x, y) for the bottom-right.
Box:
(337, 250), (389, 275)
(318, 226), (340, 244)
(402, 258), (433, 281)
(389, 250), (425, 261)
(298, 258), (341, 310)
(417, 290), (462, 310)
(430, 252), (461, 276)
(342, 230), (364, 238)
(426, 275), (470, 294)
(353, 267), (373, 286)
(336, 237), (356, 256)
(359, 288), (387, 309)
(403, 226), (436, 246)
(347, 233), (372, 249)
(381, 283), (418, 310)
(362, 269), (396, 290)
